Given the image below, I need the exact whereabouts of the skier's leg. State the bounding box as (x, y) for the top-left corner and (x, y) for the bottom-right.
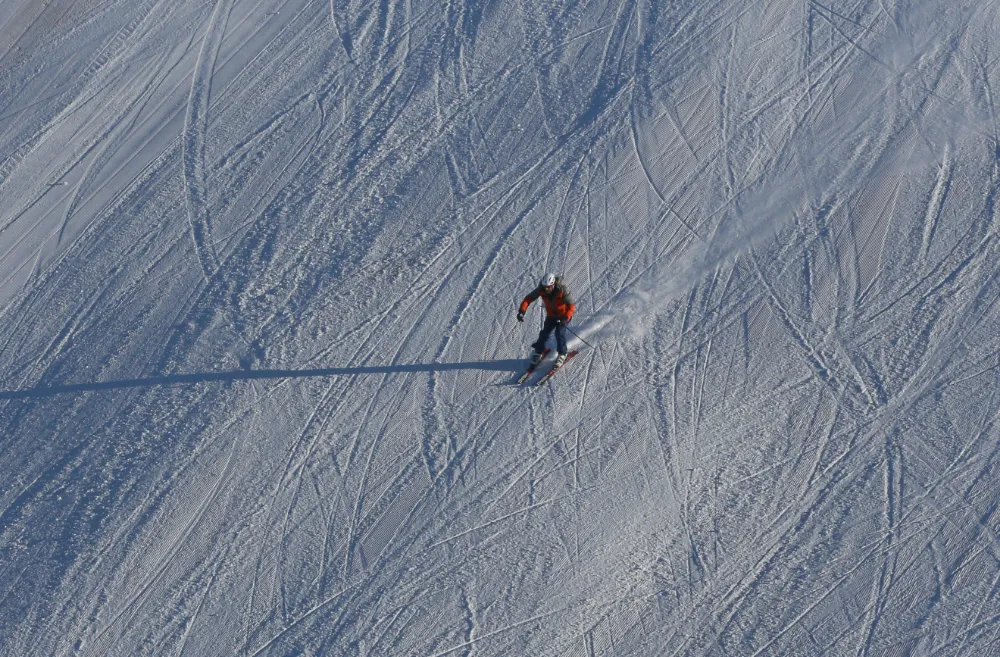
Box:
(532, 317), (556, 353)
(554, 323), (568, 354)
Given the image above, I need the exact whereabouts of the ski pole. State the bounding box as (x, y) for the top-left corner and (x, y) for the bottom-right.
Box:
(509, 313), (523, 339)
(565, 324), (595, 350)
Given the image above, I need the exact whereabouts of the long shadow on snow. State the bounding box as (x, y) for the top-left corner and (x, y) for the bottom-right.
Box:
(0, 360), (523, 400)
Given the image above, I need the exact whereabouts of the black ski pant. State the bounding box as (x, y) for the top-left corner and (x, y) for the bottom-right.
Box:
(532, 316), (568, 355)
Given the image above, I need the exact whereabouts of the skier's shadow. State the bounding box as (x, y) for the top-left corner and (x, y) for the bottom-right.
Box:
(0, 360), (524, 400)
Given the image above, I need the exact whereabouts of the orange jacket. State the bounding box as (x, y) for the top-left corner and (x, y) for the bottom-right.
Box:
(519, 281), (575, 321)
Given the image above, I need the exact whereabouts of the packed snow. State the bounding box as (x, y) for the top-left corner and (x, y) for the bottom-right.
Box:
(3, 1), (1000, 655)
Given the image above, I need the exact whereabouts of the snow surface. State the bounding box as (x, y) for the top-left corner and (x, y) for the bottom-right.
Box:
(2, 0), (1000, 655)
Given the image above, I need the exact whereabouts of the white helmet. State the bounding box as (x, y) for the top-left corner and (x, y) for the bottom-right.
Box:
(540, 273), (556, 287)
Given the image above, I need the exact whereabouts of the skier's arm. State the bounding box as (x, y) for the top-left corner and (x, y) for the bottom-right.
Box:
(518, 289), (540, 314)
(562, 289), (576, 322)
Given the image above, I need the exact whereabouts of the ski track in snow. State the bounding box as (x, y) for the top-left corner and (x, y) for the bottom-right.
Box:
(3, 0), (1000, 655)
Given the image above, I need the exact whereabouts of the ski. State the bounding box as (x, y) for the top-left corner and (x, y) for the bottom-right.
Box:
(514, 348), (550, 385)
(534, 350), (579, 386)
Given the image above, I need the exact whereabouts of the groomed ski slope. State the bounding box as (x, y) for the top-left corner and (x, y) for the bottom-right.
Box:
(2, 1), (1000, 655)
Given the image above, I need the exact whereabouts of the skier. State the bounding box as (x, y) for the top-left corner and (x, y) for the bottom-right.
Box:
(517, 273), (576, 368)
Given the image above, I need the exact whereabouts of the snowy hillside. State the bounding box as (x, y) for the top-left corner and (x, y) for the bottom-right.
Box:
(3, 0), (1000, 654)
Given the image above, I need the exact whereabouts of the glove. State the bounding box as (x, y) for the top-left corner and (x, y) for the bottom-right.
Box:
(516, 311), (525, 322)
(555, 318), (565, 327)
